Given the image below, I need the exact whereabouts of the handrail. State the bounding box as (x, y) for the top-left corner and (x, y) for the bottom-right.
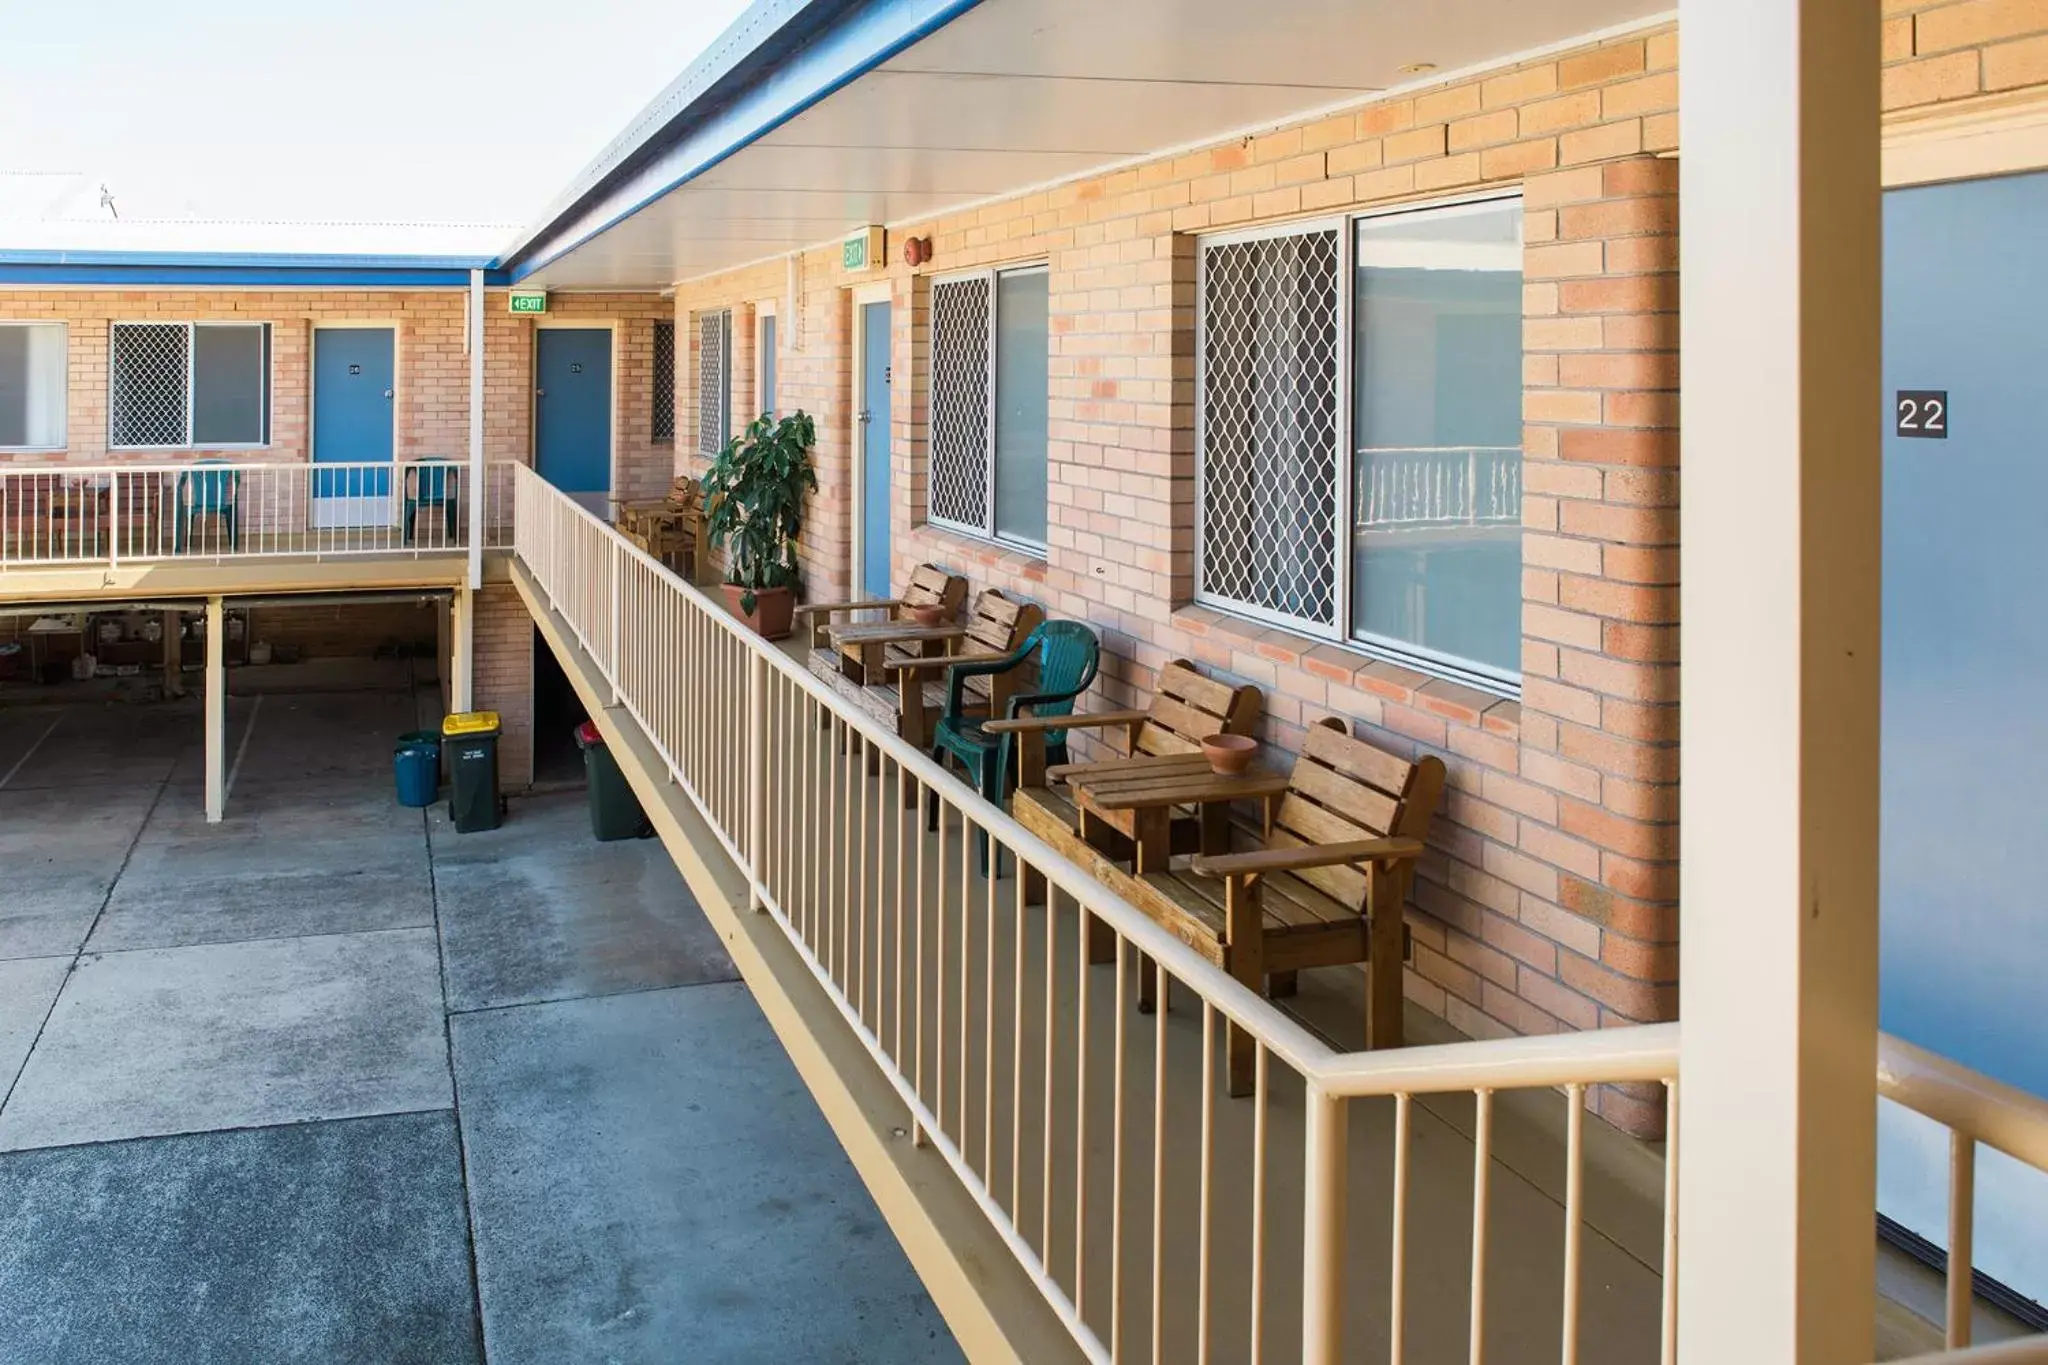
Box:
(1315, 1021), (1680, 1098)
(1879, 1033), (2048, 1173)
(1897, 1340), (2048, 1364)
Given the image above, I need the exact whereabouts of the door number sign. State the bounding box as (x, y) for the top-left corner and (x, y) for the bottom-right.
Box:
(1897, 390), (1948, 439)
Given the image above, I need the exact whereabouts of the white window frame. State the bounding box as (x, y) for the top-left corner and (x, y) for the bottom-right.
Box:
(926, 259), (1050, 555)
(107, 320), (272, 450)
(1194, 189), (1525, 695)
(0, 321), (69, 451)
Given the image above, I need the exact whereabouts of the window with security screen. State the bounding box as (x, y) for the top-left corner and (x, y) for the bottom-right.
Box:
(695, 311), (730, 458)
(652, 320), (675, 442)
(109, 321), (270, 448)
(1197, 196), (1524, 689)
(927, 265), (1047, 549)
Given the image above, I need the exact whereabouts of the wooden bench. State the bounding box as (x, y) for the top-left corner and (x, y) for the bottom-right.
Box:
(795, 563), (967, 673)
(615, 476), (702, 579)
(1098, 717), (1444, 1094)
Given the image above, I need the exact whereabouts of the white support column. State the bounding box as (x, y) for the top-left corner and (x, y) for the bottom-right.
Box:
(467, 267), (486, 591)
(451, 584), (475, 715)
(1678, 1), (1882, 1362)
(204, 596), (226, 824)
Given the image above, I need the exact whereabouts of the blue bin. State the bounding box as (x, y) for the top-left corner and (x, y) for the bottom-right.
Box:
(394, 731), (441, 808)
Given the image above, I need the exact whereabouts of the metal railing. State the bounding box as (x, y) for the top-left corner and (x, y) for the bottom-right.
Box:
(0, 460), (516, 568)
(513, 463), (1685, 1365)
(1881, 1035), (2048, 1355)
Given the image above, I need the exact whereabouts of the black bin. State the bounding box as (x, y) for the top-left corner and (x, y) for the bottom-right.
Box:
(442, 711), (503, 833)
(575, 720), (652, 841)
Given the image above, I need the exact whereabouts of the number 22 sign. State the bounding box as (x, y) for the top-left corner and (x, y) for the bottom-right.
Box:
(1897, 390), (1948, 439)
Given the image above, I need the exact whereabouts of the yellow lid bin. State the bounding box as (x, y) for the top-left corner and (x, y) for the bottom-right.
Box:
(442, 710), (501, 738)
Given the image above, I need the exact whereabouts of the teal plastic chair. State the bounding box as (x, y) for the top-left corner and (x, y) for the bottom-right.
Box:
(927, 620), (1100, 871)
(403, 457), (459, 546)
(175, 459), (239, 553)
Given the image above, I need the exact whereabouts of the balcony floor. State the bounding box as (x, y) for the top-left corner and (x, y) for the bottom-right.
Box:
(0, 681), (958, 1364)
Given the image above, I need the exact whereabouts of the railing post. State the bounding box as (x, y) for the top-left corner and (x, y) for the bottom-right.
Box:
(608, 539), (622, 704)
(747, 647), (767, 910)
(1301, 1081), (1349, 1365)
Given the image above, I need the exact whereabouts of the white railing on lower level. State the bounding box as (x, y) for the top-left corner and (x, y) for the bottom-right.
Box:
(0, 460), (516, 568)
(508, 463), (2048, 1365)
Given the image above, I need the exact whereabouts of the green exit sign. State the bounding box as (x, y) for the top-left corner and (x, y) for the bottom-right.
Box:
(508, 290), (548, 315)
(842, 226), (883, 273)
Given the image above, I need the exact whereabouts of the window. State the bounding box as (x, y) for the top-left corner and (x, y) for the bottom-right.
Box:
(695, 310), (730, 458)
(0, 323), (66, 449)
(652, 320), (676, 442)
(109, 321), (270, 448)
(1197, 197), (1524, 687)
(928, 264), (1048, 549)
(757, 310), (777, 417)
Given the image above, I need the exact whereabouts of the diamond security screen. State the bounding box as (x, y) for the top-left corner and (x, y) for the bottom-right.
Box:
(928, 275), (992, 531)
(109, 322), (191, 448)
(652, 320), (676, 442)
(1197, 228), (1343, 629)
(695, 311), (729, 458)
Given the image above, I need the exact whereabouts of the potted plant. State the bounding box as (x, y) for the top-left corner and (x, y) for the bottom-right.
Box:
(699, 410), (818, 639)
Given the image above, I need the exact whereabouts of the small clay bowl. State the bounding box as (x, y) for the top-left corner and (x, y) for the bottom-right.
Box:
(907, 605), (946, 627)
(1201, 734), (1258, 776)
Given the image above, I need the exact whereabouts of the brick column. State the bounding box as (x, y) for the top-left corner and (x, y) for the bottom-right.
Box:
(1519, 154), (1679, 1132)
(473, 583), (535, 788)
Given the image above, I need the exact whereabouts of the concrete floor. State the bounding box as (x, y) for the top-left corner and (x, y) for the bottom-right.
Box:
(0, 683), (960, 1364)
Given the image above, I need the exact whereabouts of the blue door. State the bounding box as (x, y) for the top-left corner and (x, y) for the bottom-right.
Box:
(312, 327), (394, 523)
(1882, 169), (2048, 1306)
(536, 329), (612, 504)
(859, 301), (892, 599)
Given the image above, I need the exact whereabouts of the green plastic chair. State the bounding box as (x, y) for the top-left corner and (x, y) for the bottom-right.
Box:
(175, 459), (239, 553)
(403, 457), (459, 546)
(926, 620), (1100, 872)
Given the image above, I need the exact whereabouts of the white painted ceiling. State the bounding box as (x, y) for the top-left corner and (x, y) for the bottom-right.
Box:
(525, 0), (1669, 291)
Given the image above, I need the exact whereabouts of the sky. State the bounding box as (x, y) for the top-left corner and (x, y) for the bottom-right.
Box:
(0, 0), (754, 231)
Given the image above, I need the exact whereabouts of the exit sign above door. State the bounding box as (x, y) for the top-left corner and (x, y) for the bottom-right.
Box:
(508, 290), (548, 315)
(842, 226), (884, 273)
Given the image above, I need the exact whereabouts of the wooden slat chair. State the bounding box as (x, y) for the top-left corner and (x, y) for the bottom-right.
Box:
(615, 475), (702, 579)
(875, 590), (1046, 753)
(1005, 659), (1263, 856)
(1099, 717), (1444, 1095)
(794, 563), (966, 658)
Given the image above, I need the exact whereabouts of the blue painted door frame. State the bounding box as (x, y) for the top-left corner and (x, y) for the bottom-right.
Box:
(859, 300), (892, 600)
(1880, 169), (2048, 1305)
(312, 327), (394, 507)
(536, 328), (613, 496)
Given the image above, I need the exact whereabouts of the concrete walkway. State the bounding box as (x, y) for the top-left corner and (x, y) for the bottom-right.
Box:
(0, 685), (959, 1364)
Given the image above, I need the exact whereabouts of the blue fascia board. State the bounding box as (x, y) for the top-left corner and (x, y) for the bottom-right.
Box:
(500, 0), (985, 284)
(0, 255), (511, 288)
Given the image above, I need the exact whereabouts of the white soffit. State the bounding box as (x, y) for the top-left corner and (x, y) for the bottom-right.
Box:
(524, 0), (1668, 291)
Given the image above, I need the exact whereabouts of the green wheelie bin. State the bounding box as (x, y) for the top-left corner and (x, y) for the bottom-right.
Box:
(575, 720), (652, 840)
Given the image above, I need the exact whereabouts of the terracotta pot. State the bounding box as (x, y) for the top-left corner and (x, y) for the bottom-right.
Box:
(907, 604), (945, 627)
(720, 583), (796, 640)
(1201, 733), (1258, 776)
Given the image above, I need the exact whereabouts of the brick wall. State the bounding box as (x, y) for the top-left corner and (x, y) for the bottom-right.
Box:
(247, 601), (439, 661)
(472, 583), (534, 787)
(669, 10), (2048, 1136)
(1883, 0), (2048, 107)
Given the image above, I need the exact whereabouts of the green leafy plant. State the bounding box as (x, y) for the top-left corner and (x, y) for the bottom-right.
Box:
(699, 411), (819, 615)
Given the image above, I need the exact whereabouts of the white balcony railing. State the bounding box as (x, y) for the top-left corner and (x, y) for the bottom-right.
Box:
(0, 460), (517, 568)
(510, 463), (2047, 1365)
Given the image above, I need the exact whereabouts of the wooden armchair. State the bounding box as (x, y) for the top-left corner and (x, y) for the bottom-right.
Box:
(616, 475), (702, 579)
(794, 563), (966, 655)
(1098, 717), (1444, 1093)
(873, 589), (1045, 751)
